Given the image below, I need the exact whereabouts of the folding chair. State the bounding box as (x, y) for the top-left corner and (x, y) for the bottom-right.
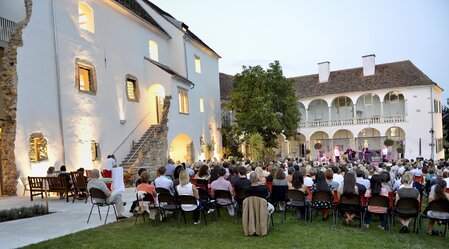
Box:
(87, 188), (118, 224)
(392, 198), (419, 233)
(178, 195), (207, 225)
(311, 191), (335, 225)
(418, 199), (449, 237)
(336, 194), (364, 229)
(157, 192), (180, 222)
(213, 189), (238, 223)
(366, 195), (392, 232)
(283, 189), (310, 222)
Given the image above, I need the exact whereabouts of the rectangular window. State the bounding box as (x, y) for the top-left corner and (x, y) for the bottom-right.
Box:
(79, 67), (91, 92)
(125, 75), (139, 102)
(200, 97), (204, 112)
(178, 88), (189, 114)
(76, 59), (96, 95)
(194, 56), (201, 73)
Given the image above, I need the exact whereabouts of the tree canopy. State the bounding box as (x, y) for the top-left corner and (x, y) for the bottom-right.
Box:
(227, 61), (300, 148)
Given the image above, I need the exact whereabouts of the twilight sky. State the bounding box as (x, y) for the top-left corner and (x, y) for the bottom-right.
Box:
(150, 0), (449, 103)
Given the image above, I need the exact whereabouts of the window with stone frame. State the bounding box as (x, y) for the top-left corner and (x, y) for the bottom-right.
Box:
(91, 140), (100, 161)
(29, 133), (48, 162)
(126, 75), (140, 102)
(178, 88), (189, 114)
(75, 58), (97, 95)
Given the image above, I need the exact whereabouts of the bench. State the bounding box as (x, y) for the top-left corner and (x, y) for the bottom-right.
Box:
(28, 176), (72, 202)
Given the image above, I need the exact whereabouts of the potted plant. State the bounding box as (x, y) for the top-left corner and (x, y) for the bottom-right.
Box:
(384, 139), (394, 147)
(314, 143), (323, 150)
(396, 147), (404, 159)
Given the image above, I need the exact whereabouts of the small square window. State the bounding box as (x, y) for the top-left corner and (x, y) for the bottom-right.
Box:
(194, 56), (201, 74)
(125, 75), (139, 102)
(75, 59), (96, 95)
(200, 97), (204, 112)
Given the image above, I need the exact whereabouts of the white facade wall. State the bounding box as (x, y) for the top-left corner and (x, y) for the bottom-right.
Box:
(297, 85), (444, 160)
(12, 0), (221, 178)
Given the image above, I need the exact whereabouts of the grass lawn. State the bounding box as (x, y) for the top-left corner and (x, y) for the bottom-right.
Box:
(22, 209), (447, 249)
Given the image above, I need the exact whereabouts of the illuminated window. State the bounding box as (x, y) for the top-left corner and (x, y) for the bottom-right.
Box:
(75, 59), (96, 95)
(125, 75), (139, 102)
(29, 133), (48, 163)
(91, 141), (100, 161)
(178, 88), (189, 114)
(199, 97), (204, 112)
(194, 56), (201, 73)
(79, 2), (94, 33)
(149, 40), (159, 61)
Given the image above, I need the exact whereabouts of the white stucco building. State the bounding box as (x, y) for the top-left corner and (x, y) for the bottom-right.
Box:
(220, 55), (444, 162)
(0, 0), (221, 194)
(291, 55), (444, 161)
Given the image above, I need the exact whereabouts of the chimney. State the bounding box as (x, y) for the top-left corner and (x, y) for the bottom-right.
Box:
(362, 54), (375, 76)
(318, 61), (330, 83)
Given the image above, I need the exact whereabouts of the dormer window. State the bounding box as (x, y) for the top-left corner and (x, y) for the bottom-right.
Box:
(79, 2), (94, 33)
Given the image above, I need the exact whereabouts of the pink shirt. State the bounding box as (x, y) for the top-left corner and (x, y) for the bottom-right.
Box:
(365, 187), (389, 213)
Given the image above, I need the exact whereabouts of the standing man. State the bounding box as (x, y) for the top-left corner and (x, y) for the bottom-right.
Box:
(103, 155), (116, 170)
(382, 145), (389, 162)
(334, 146), (341, 163)
(87, 169), (127, 219)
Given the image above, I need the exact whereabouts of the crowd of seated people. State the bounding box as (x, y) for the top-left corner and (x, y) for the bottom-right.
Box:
(125, 156), (449, 234)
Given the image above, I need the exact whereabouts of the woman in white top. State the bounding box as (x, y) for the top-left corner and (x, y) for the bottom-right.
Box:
(176, 170), (201, 224)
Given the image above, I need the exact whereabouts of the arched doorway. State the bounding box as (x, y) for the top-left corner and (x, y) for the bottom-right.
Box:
(169, 133), (193, 163)
(332, 129), (354, 151)
(310, 131), (330, 159)
(356, 128), (385, 161)
(148, 84), (165, 124)
(386, 127), (406, 159)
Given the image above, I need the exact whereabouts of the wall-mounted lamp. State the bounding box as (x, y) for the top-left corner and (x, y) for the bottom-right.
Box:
(120, 119), (126, 125)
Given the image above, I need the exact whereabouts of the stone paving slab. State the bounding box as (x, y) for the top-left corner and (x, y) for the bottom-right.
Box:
(0, 188), (135, 249)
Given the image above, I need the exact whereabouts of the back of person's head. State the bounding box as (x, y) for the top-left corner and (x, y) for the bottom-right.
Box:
(238, 166), (247, 176)
(381, 171), (390, 183)
(401, 171), (413, 184)
(315, 171), (329, 192)
(343, 171), (356, 196)
(140, 171), (150, 184)
(287, 167), (295, 175)
(47, 166), (55, 175)
(291, 171), (303, 189)
(325, 169), (333, 180)
(60, 165), (66, 172)
(275, 167), (285, 180)
(91, 169), (100, 179)
(434, 179), (448, 201)
(356, 169), (364, 178)
(168, 159), (174, 164)
(331, 166), (339, 174)
(138, 168), (146, 176)
(157, 166), (166, 176)
(77, 167), (85, 173)
(198, 165), (209, 177)
(299, 167), (307, 176)
(231, 160), (236, 165)
(218, 168), (227, 177)
(179, 170), (190, 186)
(309, 167), (317, 177)
(370, 174), (383, 195)
(174, 165), (184, 180)
(249, 172), (259, 184)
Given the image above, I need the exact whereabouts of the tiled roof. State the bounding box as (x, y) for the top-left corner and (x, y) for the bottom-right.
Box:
(113, 0), (169, 37)
(220, 60), (440, 99)
(142, 0), (220, 57)
(144, 57), (193, 86)
(219, 73), (234, 100)
(292, 60), (438, 98)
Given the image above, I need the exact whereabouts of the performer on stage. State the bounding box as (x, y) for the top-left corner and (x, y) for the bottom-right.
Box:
(334, 146), (341, 163)
(344, 147), (355, 161)
(381, 145), (389, 162)
(362, 145), (370, 162)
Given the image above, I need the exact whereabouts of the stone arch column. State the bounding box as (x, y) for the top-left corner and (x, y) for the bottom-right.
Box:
(0, 0), (32, 196)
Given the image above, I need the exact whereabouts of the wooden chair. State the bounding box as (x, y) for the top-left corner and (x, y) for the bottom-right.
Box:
(70, 171), (89, 203)
(87, 188), (118, 224)
(20, 176), (30, 196)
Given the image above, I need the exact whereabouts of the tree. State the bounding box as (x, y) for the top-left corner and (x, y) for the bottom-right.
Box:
(227, 61), (300, 149)
(248, 133), (265, 162)
(443, 105), (449, 159)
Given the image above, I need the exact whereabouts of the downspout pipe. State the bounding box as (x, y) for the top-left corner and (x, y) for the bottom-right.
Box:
(429, 85), (435, 160)
(51, 0), (66, 164)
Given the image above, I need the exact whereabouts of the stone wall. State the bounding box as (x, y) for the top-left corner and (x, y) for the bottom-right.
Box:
(0, 0), (32, 196)
(129, 96), (171, 179)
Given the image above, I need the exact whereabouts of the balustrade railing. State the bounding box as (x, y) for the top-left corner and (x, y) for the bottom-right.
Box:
(300, 115), (405, 128)
(0, 17), (17, 43)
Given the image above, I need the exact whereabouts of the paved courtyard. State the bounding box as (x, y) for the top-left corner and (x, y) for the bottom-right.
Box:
(0, 188), (136, 249)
